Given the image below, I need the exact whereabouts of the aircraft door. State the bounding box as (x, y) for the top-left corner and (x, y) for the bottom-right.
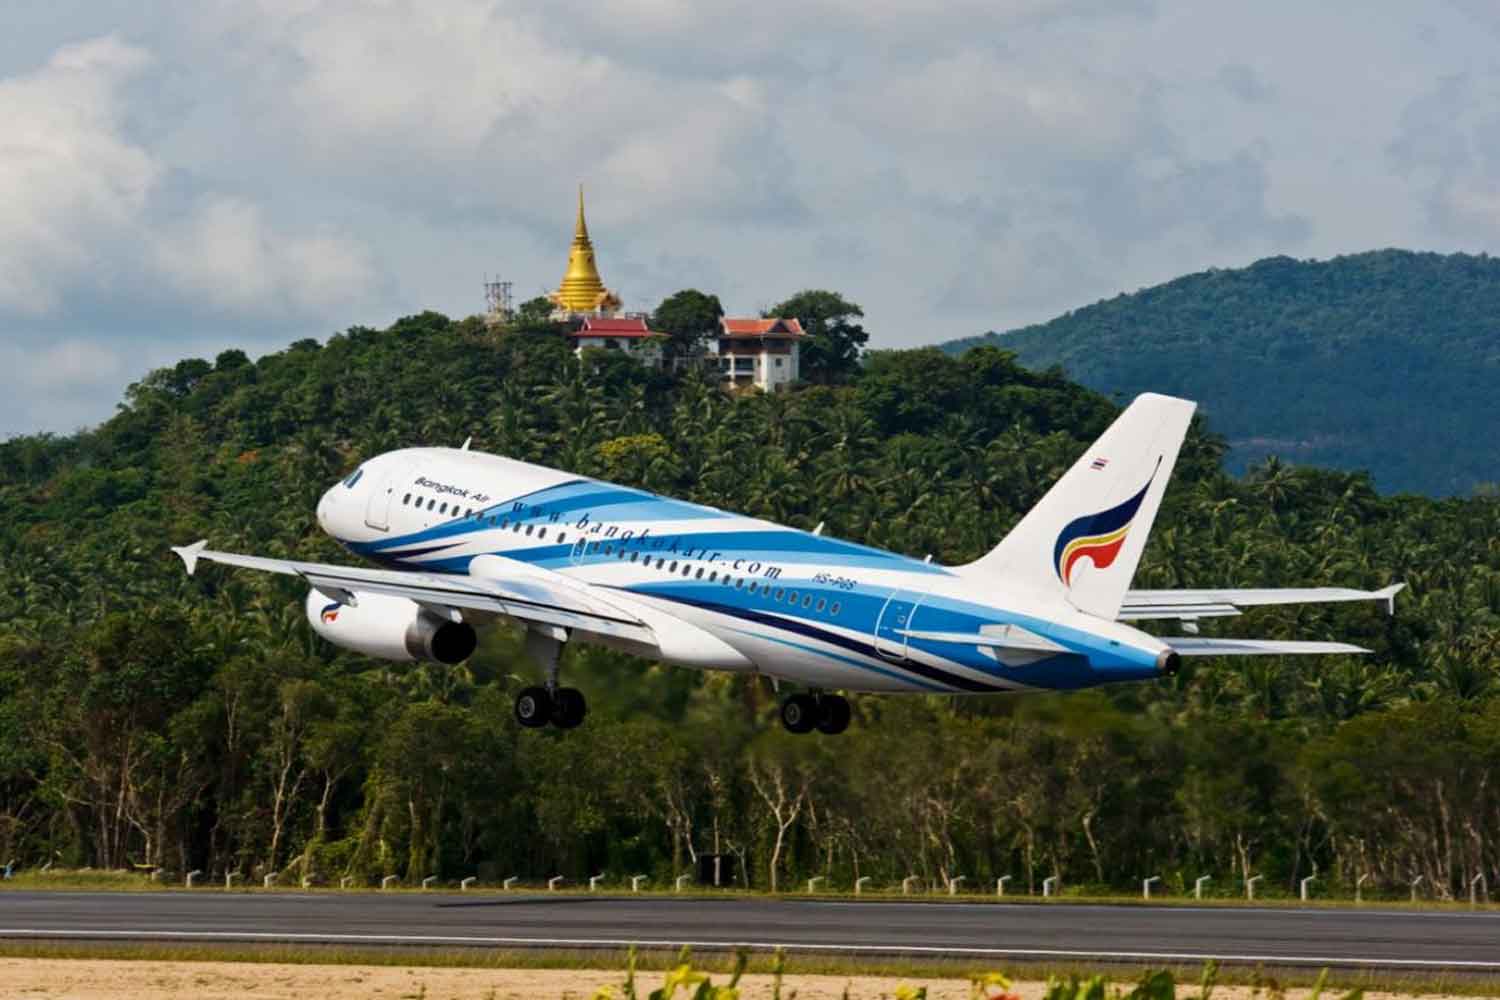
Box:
(874, 588), (926, 660)
(363, 465), (404, 531)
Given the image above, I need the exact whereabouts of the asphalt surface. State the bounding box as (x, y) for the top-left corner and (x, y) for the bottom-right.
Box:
(2, 892), (1499, 971)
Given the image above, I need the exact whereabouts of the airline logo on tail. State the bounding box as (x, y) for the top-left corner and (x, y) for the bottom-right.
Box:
(1053, 463), (1159, 586)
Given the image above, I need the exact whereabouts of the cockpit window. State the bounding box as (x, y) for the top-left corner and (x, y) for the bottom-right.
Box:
(342, 468), (365, 488)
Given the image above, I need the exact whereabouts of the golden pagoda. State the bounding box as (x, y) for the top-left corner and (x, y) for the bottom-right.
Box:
(549, 186), (622, 315)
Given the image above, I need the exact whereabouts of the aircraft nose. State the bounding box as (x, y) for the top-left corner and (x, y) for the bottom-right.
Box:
(316, 487), (336, 535)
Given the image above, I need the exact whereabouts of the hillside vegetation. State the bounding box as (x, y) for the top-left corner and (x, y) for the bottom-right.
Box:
(2, 310), (1499, 901)
(944, 250), (1500, 495)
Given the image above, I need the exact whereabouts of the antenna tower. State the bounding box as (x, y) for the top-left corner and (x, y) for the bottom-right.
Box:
(483, 276), (514, 326)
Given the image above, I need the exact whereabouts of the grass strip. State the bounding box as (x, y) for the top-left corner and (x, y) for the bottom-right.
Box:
(0, 938), (1496, 997)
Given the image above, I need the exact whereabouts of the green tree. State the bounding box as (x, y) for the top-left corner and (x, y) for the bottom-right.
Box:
(652, 289), (724, 363)
(768, 289), (868, 384)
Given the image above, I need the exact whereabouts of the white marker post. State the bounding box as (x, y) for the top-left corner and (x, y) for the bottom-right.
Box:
(185, 870), (203, 889)
(461, 877), (477, 891)
(341, 876), (355, 890)
(631, 875), (648, 892)
(504, 876), (519, 890)
(1356, 873), (1369, 903)
(589, 874), (605, 892)
(1246, 874), (1263, 900)
(675, 874), (691, 893)
(855, 876), (872, 896)
(1410, 875), (1423, 902)
(422, 876), (438, 890)
(1042, 876), (1059, 898)
(1194, 876), (1211, 900)
(807, 876), (826, 894)
(997, 875), (1012, 897)
(1300, 876), (1316, 901)
(225, 872), (241, 889)
(902, 875), (921, 895)
(381, 875), (399, 890)
(948, 876), (966, 896)
(548, 875), (565, 891)
(1143, 876), (1161, 900)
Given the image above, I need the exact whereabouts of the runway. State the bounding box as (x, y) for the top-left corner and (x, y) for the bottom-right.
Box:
(2, 891), (1498, 972)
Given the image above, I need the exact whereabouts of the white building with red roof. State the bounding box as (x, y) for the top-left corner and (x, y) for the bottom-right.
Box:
(567, 314), (806, 392)
(716, 317), (804, 392)
(567, 315), (664, 365)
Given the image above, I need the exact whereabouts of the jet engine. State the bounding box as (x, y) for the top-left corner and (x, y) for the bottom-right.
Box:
(304, 589), (476, 664)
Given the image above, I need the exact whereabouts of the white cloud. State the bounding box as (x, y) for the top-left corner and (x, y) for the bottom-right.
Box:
(152, 196), (376, 313)
(0, 36), (157, 314)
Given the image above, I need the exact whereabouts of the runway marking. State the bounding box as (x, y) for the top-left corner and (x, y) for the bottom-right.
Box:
(1, 929), (1497, 970)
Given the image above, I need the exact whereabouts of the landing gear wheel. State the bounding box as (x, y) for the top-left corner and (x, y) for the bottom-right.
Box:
(551, 687), (588, 729)
(816, 694), (851, 735)
(514, 686), (553, 728)
(780, 694), (818, 734)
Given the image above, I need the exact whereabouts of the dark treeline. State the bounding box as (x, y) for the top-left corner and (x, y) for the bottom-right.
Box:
(2, 308), (1499, 898)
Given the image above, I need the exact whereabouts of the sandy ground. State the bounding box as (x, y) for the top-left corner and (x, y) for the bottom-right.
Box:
(0, 958), (1452, 1000)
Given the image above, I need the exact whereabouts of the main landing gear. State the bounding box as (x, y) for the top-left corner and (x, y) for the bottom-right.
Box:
(514, 625), (588, 730)
(514, 684), (587, 729)
(780, 692), (851, 736)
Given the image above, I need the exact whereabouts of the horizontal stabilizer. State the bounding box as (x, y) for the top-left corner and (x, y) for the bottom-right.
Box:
(1162, 637), (1370, 656)
(1121, 583), (1405, 621)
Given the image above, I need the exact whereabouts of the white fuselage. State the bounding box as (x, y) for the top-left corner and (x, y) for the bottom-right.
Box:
(315, 447), (1171, 694)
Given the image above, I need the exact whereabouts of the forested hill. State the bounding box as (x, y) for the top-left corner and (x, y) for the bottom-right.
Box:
(2, 310), (1499, 903)
(942, 250), (1500, 496)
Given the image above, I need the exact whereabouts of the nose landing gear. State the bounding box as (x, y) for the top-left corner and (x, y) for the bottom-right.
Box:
(513, 625), (588, 730)
(779, 692), (851, 735)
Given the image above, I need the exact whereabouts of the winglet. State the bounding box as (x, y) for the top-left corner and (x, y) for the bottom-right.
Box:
(1377, 582), (1406, 616)
(172, 539), (207, 575)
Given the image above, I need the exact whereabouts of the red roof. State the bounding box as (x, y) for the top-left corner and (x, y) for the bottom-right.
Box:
(571, 316), (658, 339)
(720, 317), (805, 338)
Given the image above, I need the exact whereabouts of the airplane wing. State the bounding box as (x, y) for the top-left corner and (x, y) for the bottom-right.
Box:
(1119, 583), (1404, 622)
(1160, 637), (1370, 656)
(170, 540), (654, 643)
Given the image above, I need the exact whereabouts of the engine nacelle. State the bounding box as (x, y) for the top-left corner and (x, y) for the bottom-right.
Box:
(304, 589), (477, 664)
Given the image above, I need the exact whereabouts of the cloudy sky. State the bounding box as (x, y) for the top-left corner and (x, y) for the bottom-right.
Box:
(4, 0), (1500, 436)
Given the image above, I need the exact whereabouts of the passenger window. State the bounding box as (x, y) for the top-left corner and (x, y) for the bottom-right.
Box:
(709, 571), (718, 582)
(695, 568), (704, 579)
(749, 582), (759, 594)
(439, 502), (448, 514)
(830, 602), (841, 615)
(774, 588), (784, 600)
(683, 564), (692, 577)
(402, 493), (411, 505)
(526, 525), (534, 536)
(500, 518), (509, 528)
(735, 578), (744, 589)
(669, 561), (678, 572)
(816, 598), (827, 612)
(467, 508), (474, 518)
(605, 545), (613, 555)
(630, 552), (639, 562)
(489, 516), (498, 526)
(802, 595), (813, 608)
(538, 528), (547, 539)
(427, 498), (436, 511)
(788, 591), (799, 603)
(556, 532), (566, 544)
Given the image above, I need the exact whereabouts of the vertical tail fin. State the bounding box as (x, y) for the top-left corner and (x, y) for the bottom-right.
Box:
(957, 392), (1196, 620)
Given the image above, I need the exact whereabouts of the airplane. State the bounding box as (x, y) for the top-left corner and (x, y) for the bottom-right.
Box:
(172, 392), (1403, 734)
